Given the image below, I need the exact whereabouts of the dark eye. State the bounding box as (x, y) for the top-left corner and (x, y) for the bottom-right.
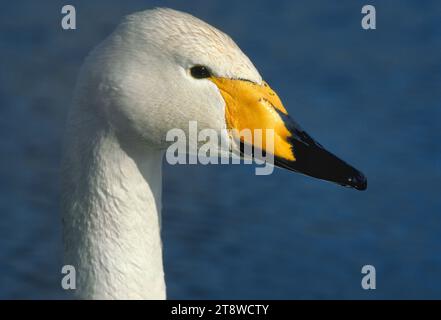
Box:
(190, 65), (211, 79)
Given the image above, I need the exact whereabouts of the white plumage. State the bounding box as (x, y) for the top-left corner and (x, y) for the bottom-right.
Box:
(62, 8), (260, 299)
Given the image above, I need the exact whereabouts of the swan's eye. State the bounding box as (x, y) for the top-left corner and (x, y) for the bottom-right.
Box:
(190, 65), (211, 79)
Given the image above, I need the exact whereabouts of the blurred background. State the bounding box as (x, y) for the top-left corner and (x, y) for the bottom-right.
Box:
(0, 0), (440, 299)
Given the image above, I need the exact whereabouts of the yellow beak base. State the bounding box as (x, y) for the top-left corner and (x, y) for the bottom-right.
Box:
(210, 77), (296, 161)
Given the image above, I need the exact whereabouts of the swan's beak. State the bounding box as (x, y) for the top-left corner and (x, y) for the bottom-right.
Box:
(211, 78), (367, 190)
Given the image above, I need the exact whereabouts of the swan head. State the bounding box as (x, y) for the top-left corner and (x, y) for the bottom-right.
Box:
(78, 8), (366, 190)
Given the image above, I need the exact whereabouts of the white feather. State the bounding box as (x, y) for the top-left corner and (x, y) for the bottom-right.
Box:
(62, 8), (261, 299)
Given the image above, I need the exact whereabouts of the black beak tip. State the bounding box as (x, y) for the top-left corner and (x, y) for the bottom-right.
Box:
(347, 172), (368, 191)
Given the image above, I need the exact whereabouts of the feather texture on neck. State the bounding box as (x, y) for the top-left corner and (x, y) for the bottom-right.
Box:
(62, 107), (166, 299)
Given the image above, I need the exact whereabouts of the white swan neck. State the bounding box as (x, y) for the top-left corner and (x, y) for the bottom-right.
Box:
(62, 119), (166, 299)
